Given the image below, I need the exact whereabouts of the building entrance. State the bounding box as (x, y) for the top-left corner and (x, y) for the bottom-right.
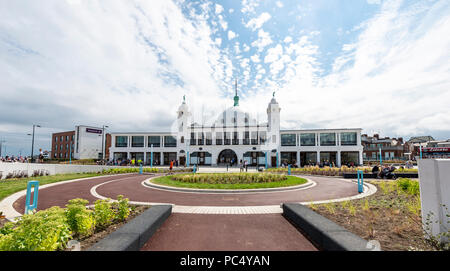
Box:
(218, 149), (238, 166)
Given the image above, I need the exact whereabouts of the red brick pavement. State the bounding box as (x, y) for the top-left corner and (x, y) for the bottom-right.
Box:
(141, 213), (318, 251)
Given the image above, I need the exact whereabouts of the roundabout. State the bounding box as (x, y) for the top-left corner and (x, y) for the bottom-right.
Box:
(3, 172), (376, 218)
(0, 171), (377, 251)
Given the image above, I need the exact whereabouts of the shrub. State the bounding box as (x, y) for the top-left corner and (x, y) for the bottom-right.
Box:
(0, 207), (71, 251)
(396, 178), (420, 196)
(94, 199), (115, 228)
(171, 173), (287, 184)
(65, 198), (95, 237)
(114, 195), (131, 221)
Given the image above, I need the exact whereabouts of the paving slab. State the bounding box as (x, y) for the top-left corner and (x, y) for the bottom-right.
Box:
(141, 213), (318, 251)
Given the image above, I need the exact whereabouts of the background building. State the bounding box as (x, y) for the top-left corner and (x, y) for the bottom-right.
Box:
(361, 134), (407, 161)
(51, 130), (75, 159)
(51, 125), (111, 160)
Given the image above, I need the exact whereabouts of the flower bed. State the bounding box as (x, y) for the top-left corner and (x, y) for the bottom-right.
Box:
(0, 195), (146, 251)
(151, 173), (307, 190)
(171, 173), (287, 184)
(101, 167), (193, 174)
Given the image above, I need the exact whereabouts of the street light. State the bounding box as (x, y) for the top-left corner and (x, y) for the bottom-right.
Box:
(0, 140), (5, 157)
(102, 125), (109, 161)
(31, 125), (41, 163)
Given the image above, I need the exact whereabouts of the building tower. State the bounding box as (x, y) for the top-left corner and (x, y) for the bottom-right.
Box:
(177, 95), (191, 142)
(267, 92), (281, 166)
(233, 79), (239, 107)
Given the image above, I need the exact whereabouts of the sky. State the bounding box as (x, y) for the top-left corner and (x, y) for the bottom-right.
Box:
(0, 0), (449, 156)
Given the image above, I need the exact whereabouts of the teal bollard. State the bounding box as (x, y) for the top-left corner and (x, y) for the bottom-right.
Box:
(357, 170), (364, 193)
(288, 164), (291, 175)
(139, 164), (143, 174)
(25, 181), (39, 214)
(193, 165), (196, 174)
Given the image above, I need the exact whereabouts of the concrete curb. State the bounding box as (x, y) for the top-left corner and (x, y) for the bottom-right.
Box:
(0, 173), (137, 222)
(282, 203), (374, 251)
(88, 205), (172, 251)
(143, 177), (315, 194)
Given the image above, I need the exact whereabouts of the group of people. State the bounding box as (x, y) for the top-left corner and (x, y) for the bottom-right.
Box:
(371, 164), (397, 179)
(0, 156), (29, 163)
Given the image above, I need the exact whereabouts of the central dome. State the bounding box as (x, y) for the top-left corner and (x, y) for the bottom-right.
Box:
(213, 105), (259, 127)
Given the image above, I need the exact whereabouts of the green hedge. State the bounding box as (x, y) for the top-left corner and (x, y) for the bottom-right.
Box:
(266, 166), (418, 176)
(171, 173), (288, 184)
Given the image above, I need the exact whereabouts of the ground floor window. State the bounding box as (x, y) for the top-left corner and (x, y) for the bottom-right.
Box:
(341, 152), (359, 166)
(243, 151), (265, 166)
(280, 152), (297, 166)
(131, 152), (144, 163)
(163, 152), (177, 165)
(145, 152), (161, 165)
(190, 152), (212, 165)
(320, 152), (337, 166)
(300, 152), (317, 167)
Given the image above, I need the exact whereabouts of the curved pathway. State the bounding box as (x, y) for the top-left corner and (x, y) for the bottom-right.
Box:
(7, 173), (375, 216)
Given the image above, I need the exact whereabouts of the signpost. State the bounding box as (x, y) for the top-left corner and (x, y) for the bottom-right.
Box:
(265, 151), (268, 169)
(379, 148), (382, 165)
(25, 181), (39, 214)
(150, 144), (154, 168)
(357, 170), (364, 193)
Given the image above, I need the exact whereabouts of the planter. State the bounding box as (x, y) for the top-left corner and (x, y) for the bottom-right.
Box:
(87, 205), (172, 251)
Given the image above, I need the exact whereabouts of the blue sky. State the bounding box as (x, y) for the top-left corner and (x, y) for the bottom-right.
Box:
(0, 0), (449, 156)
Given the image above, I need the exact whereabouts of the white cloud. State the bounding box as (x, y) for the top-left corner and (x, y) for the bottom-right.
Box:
(264, 44), (283, 63)
(251, 29), (273, 52)
(250, 54), (260, 63)
(245, 12), (271, 31)
(367, 0), (382, 4)
(0, 0), (235, 154)
(241, 0), (260, 14)
(215, 4), (224, 14)
(276, 1), (284, 8)
(228, 30), (237, 40)
(284, 36), (292, 43)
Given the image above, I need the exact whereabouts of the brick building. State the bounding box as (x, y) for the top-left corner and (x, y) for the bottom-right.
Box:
(361, 134), (406, 161)
(51, 128), (111, 160)
(51, 131), (75, 159)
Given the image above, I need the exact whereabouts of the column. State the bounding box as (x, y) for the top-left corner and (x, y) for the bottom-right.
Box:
(127, 152), (130, 160)
(160, 152), (163, 165)
(143, 152), (147, 165)
(296, 151), (300, 167)
(316, 151), (320, 165)
(337, 151), (341, 167)
(359, 150), (363, 166)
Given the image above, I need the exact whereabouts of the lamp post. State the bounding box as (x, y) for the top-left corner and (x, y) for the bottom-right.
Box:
(102, 125), (109, 161)
(0, 140), (5, 157)
(31, 124), (41, 163)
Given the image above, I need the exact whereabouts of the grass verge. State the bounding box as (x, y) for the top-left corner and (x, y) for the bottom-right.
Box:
(0, 173), (107, 201)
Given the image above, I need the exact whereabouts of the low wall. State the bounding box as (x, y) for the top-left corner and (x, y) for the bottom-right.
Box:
(0, 163), (157, 179)
(418, 159), (450, 244)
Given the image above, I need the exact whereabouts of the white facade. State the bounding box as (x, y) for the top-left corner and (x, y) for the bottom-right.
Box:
(108, 96), (363, 167)
(74, 125), (105, 160)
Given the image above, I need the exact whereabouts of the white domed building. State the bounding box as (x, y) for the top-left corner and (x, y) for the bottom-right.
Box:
(108, 89), (363, 167)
